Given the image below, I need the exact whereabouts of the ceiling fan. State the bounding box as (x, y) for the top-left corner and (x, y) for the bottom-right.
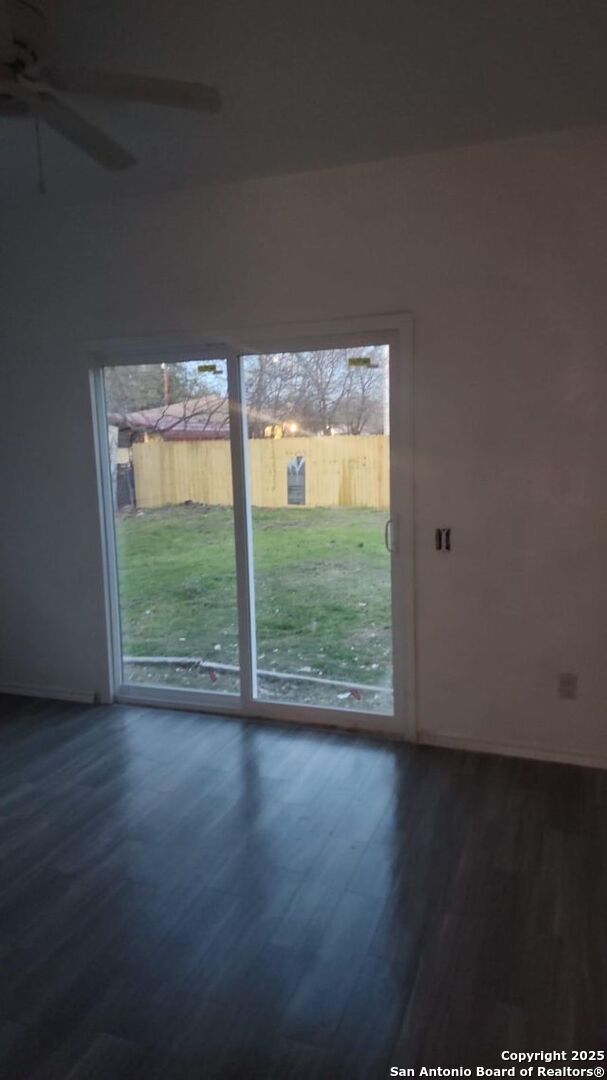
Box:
(0, 0), (221, 170)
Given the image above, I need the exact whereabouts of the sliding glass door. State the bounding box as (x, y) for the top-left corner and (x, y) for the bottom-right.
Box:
(97, 323), (412, 733)
(102, 356), (240, 696)
(241, 346), (393, 714)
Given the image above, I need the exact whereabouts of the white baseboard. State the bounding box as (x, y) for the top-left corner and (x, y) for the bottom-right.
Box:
(0, 683), (96, 705)
(1, 684), (604, 770)
(418, 730), (607, 771)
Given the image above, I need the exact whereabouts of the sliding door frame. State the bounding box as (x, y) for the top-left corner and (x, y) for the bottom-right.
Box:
(90, 314), (416, 740)
(91, 342), (242, 716)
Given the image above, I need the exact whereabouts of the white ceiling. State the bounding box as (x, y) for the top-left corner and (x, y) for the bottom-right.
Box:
(2, 0), (607, 205)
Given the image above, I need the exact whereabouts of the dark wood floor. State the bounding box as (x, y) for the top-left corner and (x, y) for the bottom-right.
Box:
(0, 696), (606, 1078)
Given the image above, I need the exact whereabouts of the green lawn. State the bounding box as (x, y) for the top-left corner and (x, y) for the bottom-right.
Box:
(116, 505), (392, 704)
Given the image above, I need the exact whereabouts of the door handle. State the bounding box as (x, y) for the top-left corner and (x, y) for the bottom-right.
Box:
(384, 518), (395, 553)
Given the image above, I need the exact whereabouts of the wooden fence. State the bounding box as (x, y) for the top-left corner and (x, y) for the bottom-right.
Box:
(132, 435), (389, 510)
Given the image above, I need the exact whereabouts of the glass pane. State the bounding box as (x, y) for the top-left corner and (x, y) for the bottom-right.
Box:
(104, 359), (239, 694)
(243, 346), (393, 714)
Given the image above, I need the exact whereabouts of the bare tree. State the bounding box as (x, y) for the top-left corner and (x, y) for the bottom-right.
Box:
(107, 349), (387, 443)
(289, 350), (348, 433)
(104, 363), (168, 413)
(243, 353), (300, 436)
(337, 362), (385, 434)
(268, 347), (386, 435)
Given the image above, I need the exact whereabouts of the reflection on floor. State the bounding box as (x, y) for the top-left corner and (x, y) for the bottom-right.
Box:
(0, 695), (605, 1078)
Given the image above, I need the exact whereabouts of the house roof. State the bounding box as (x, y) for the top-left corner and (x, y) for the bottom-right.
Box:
(109, 396), (229, 439)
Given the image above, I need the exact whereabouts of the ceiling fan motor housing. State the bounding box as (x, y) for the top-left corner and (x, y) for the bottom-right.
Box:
(10, 0), (48, 62)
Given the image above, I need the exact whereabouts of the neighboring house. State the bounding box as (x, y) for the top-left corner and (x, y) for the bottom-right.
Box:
(108, 395), (230, 447)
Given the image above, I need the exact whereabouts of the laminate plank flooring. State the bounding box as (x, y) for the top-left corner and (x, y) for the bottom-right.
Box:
(0, 694), (606, 1078)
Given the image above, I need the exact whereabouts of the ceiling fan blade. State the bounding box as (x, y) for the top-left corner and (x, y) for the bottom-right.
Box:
(27, 92), (136, 169)
(43, 66), (221, 112)
(0, 0), (14, 61)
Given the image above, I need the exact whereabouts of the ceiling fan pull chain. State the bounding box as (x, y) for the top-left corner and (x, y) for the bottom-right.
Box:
(33, 114), (46, 194)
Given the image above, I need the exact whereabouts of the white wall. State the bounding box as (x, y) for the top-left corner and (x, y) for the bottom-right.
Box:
(1, 126), (606, 762)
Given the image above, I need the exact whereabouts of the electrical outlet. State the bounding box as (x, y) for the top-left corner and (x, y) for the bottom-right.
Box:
(558, 673), (578, 700)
